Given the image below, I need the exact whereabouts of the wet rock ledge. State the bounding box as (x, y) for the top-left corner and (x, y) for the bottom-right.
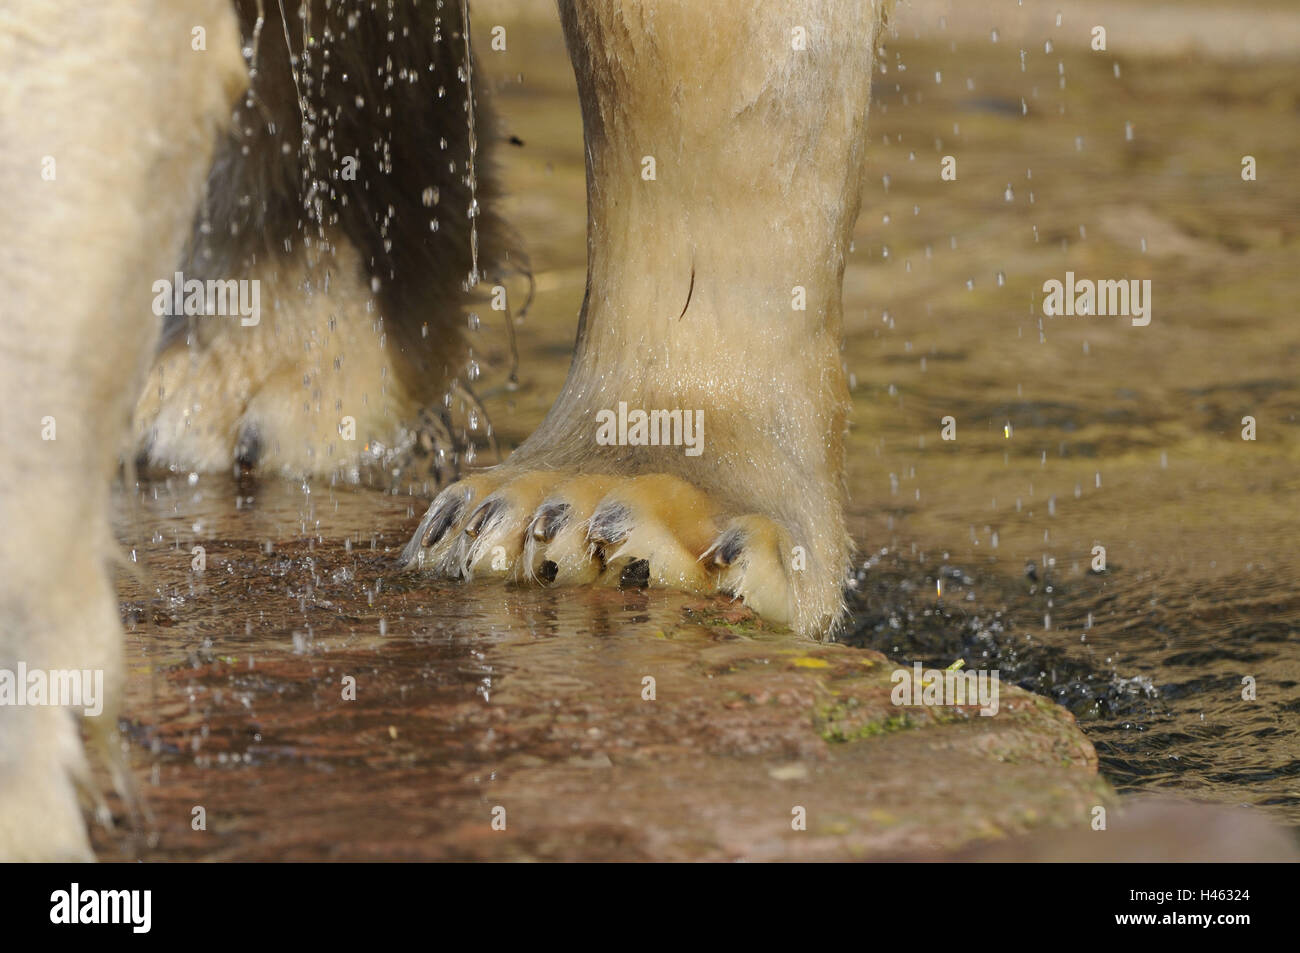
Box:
(99, 522), (1112, 861)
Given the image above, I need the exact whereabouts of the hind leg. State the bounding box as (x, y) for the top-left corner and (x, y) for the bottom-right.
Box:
(132, 0), (508, 481)
(407, 0), (887, 638)
(0, 0), (242, 859)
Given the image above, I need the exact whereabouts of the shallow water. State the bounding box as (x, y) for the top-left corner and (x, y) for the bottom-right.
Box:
(832, 3), (1300, 823)
(98, 1), (1299, 855)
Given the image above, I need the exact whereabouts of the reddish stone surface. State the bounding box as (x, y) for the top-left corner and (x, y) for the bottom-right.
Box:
(93, 480), (1110, 861)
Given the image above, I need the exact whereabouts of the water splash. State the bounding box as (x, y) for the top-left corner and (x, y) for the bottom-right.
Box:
(460, 0), (480, 291)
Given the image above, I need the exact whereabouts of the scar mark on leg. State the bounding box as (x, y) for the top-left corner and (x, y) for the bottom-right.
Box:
(677, 262), (696, 321)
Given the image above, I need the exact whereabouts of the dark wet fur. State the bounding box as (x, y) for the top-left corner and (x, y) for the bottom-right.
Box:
(168, 0), (512, 392)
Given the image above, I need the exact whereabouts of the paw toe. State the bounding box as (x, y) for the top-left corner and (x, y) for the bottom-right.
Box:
(706, 525), (747, 567)
(585, 474), (720, 591)
(458, 471), (557, 579)
(403, 474), (502, 570)
(519, 475), (618, 585)
(706, 515), (798, 626)
(587, 501), (634, 547)
(528, 502), (570, 542)
(404, 487), (469, 563)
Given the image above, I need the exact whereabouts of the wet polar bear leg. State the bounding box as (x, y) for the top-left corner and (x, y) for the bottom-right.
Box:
(0, 0), (243, 859)
(407, 1), (887, 638)
(131, 0), (509, 482)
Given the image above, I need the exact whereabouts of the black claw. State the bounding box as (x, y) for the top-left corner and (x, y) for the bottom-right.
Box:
(420, 495), (464, 549)
(464, 498), (503, 539)
(531, 502), (570, 542)
(619, 559), (650, 589)
(711, 528), (746, 567)
(234, 424), (262, 472)
(588, 502), (632, 546)
(536, 560), (559, 585)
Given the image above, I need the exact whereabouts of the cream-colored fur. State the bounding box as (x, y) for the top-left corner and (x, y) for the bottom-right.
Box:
(0, 0), (243, 859)
(135, 236), (423, 478)
(407, 0), (885, 638)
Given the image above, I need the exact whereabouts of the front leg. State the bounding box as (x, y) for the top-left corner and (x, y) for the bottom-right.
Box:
(407, 0), (886, 638)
